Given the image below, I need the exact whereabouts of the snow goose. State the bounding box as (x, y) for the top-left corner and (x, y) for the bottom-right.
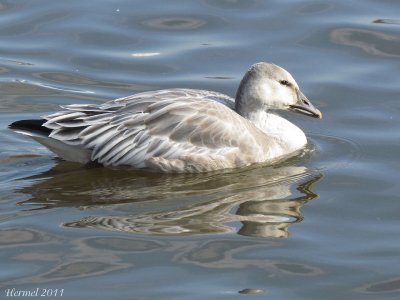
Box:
(9, 62), (322, 173)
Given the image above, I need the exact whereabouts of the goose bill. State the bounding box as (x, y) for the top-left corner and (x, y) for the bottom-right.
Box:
(290, 90), (322, 118)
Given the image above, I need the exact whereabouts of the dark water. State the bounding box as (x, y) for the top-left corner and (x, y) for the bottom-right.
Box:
(1, 0), (400, 299)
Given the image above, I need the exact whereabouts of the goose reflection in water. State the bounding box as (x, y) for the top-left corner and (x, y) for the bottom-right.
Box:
(19, 157), (322, 238)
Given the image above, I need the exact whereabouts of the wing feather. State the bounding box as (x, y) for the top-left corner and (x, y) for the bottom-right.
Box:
(40, 89), (269, 172)
(49, 128), (83, 141)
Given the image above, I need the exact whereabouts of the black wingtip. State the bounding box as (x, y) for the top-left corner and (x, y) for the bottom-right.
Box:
(8, 119), (51, 135)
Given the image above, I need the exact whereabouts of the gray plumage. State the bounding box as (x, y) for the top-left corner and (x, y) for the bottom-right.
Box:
(9, 62), (322, 173)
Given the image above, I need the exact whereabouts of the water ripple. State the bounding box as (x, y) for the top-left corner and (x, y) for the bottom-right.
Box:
(141, 16), (207, 31)
(331, 27), (400, 57)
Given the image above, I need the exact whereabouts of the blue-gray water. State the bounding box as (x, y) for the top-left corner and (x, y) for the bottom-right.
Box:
(1, 0), (400, 299)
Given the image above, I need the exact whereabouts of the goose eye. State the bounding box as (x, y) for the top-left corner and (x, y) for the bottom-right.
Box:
(279, 80), (291, 87)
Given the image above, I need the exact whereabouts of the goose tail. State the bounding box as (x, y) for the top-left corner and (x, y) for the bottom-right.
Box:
(8, 119), (91, 164)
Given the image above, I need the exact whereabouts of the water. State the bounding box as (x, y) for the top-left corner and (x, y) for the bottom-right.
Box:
(1, 0), (400, 299)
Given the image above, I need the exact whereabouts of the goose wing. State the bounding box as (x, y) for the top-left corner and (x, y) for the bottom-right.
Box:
(43, 89), (269, 172)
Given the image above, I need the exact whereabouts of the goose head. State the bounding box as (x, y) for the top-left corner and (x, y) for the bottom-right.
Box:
(235, 62), (322, 119)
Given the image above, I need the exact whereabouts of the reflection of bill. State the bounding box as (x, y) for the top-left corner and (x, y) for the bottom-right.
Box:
(57, 166), (321, 238)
